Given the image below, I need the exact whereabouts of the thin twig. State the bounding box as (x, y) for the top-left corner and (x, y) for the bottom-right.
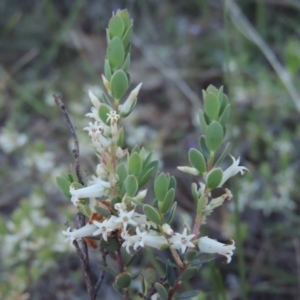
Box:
(74, 240), (95, 299)
(53, 94), (84, 185)
(94, 249), (108, 294)
(116, 249), (129, 300)
(54, 94), (95, 298)
(225, 0), (300, 113)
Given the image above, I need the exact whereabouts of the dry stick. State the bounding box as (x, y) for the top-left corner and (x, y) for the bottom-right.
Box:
(74, 240), (95, 299)
(54, 94), (94, 298)
(116, 249), (130, 300)
(94, 249), (108, 294)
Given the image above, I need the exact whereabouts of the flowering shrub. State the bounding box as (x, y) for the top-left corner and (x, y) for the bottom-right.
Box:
(56, 9), (247, 300)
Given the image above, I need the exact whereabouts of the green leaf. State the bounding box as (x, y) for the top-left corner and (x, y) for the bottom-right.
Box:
(155, 283), (168, 300)
(138, 167), (155, 188)
(205, 121), (224, 152)
(144, 267), (156, 285)
(219, 104), (231, 126)
(199, 109), (208, 131)
(206, 168), (223, 189)
(143, 204), (161, 225)
(98, 103), (112, 124)
(167, 202), (177, 224)
(98, 264), (118, 277)
(206, 84), (218, 95)
(100, 92), (112, 107)
(110, 70), (129, 99)
(154, 173), (170, 202)
(121, 24), (133, 49)
(56, 176), (71, 197)
(166, 264), (175, 287)
(115, 272), (131, 289)
(188, 148), (206, 174)
(169, 176), (177, 190)
(128, 152), (143, 176)
(142, 151), (153, 168)
(126, 249), (141, 267)
(107, 37), (125, 69)
(122, 53), (130, 73)
(185, 250), (198, 262)
(138, 161), (159, 187)
(124, 175), (138, 197)
(160, 188), (175, 214)
(117, 9), (131, 31)
(94, 205), (111, 218)
(215, 143), (231, 167)
(204, 92), (220, 120)
(219, 94), (229, 116)
(108, 16), (124, 39)
(132, 269), (143, 279)
(117, 164), (128, 186)
(104, 59), (112, 81)
(179, 267), (199, 281)
(175, 290), (201, 299)
(199, 136), (210, 159)
(100, 237), (120, 253)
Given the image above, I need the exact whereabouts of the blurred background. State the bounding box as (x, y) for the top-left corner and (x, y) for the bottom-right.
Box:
(1, 0), (300, 299)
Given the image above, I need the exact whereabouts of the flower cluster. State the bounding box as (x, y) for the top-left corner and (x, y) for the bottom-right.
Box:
(61, 88), (238, 265)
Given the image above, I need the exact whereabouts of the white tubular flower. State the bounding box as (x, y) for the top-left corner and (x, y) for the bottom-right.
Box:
(121, 231), (140, 253)
(132, 212), (157, 229)
(169, 228), (195, 253)
(132, 189), (147, 202)
(116, 147), (127, 159)
(88, 90), (101, 110)
(162, 223), (174, 235)
(198, 236), (235, 263)
(69, 178), (110, 207)
(92, 216), (119, 241)
(177, 166), (199, 176)
(86, 107), (101, 122)
(219, 156), (248, 187)
(142, 230), (168, 249)
(119, 83), (142, 116)
(62, 224), (97, 245)
(113, 206), (137, 230)
(107, 110), (120, 123)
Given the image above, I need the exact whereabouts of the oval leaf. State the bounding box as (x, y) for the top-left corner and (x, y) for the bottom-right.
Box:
(179, 267), (199, 281)
(108, 16), (124, 38)
(161, 188), (175, 214)
(56, 176), (71, 197)
(206, 168), (223, 189)
(107, 37), (125, 69)
(175, 290), (201, 299)
(124, 175), (138, 197)
(128, 152), (143, 176)
(144, 267), (156, 285)
(110, 69), (129, 100)
(143, 204), (161, 225)
(204, 92), (220, 120)
(155, 282), (168, 300)
(188, 148), (206, 174)
(205, 121), (224, 152)
(219, 104), (231, 126)
(154, 173), (170, 202)
(98, 103), (112, 124)
(115, 272), (131, 289)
